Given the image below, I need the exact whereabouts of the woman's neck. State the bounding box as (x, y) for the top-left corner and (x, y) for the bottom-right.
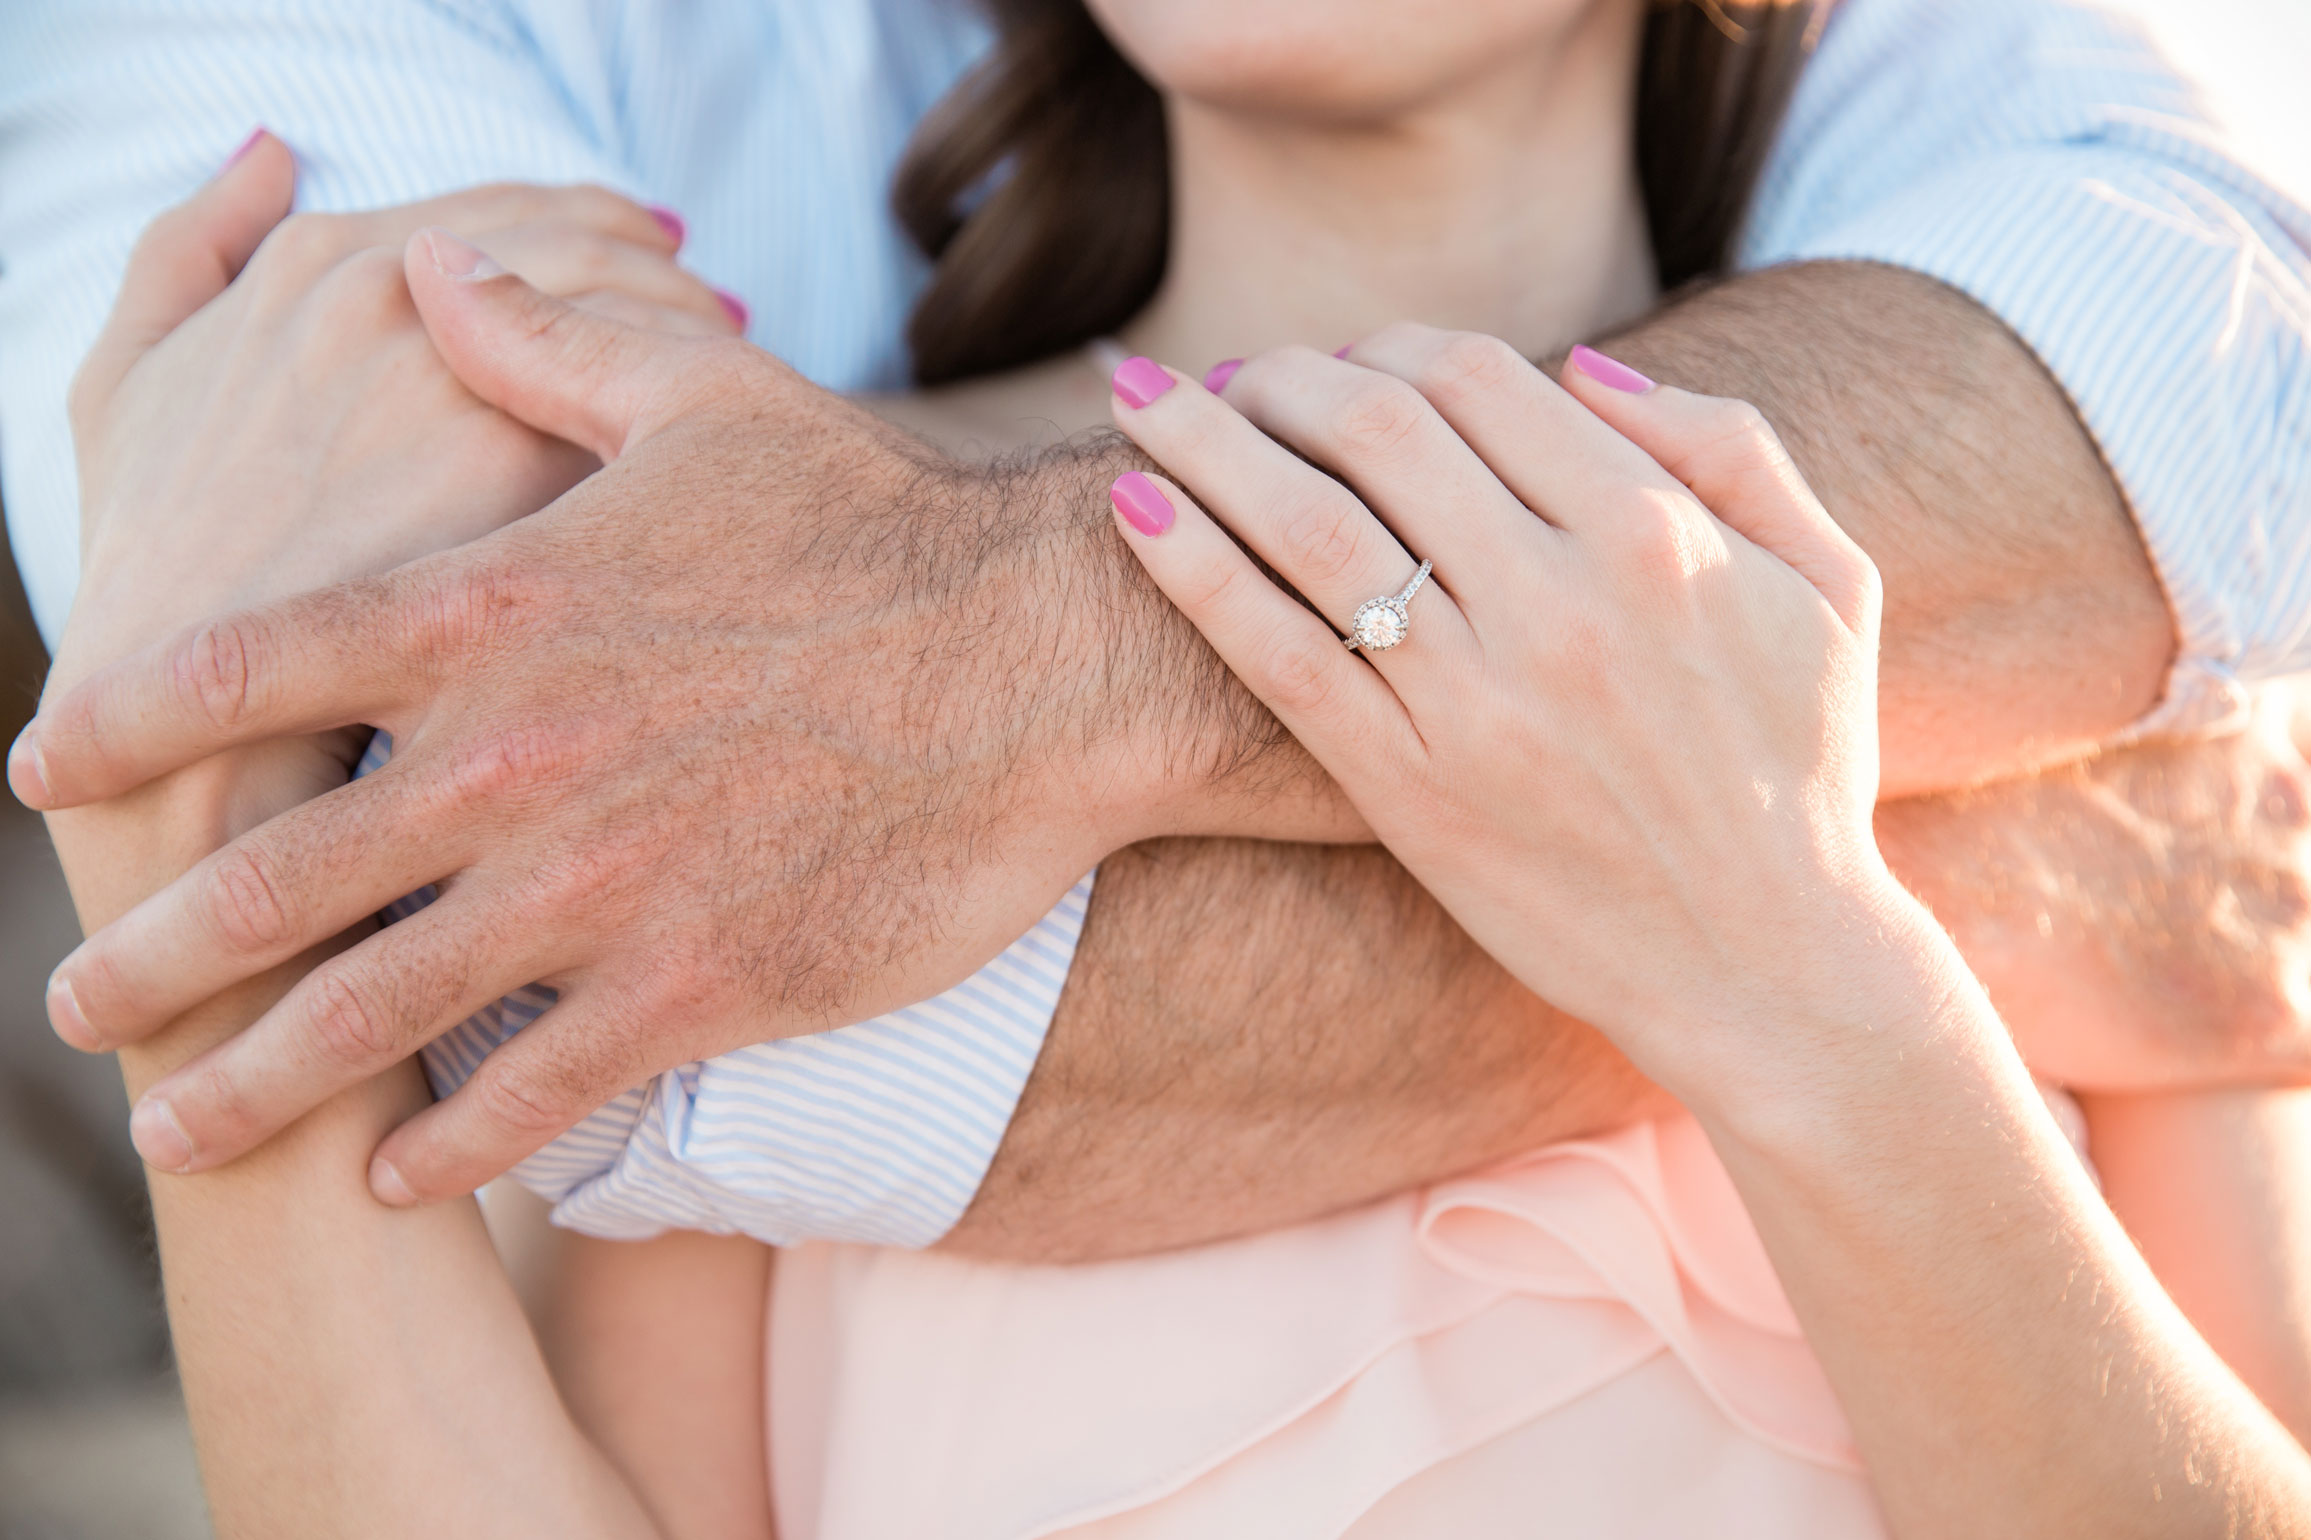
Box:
(1117, 2), (1657, 378)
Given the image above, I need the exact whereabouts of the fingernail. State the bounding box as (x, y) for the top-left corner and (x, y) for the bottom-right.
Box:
(1111, 356), (1176, 409)
(1569, 344), (1654, 393)
(647, 205), (686, 248)
(714, 287), (750, 331)
(422, 227), (506, 282)
(1333, 345), (1354, 360)
(223, 127), (268, 171)
(369, 1155), (417, 1207)
(130, 1097), (194, 1173)
(8, 729), (49, 806)
(46, 970), (99, 1052)
(1110, 472), (1174, 537)
(1202, 358), (1242, 394)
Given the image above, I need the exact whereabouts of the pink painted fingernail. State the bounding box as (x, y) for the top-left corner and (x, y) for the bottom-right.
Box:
(1112, 356), (1176, 409)
(130, 1097), (194, 1173)
(715, 288), (750, 331)
(647, 205), (686, 247)
(7, 729), (49, 807)
(423, 227), (506, 282)
(1569, 344), (1654, 393)
(46, 970), (98, 1052)
(1333, 345), (1354, 360)
(369, 1155), (418, 1206)
(1202, 358), (1242, 394)
(223, 127), (268, 171)
(1111, 472), (1175, 537)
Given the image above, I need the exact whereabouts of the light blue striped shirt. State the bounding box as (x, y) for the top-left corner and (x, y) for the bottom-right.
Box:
(4, 0), (2308, 1246)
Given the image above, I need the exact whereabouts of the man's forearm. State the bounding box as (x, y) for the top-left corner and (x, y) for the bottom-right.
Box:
(954, 261), (2173, 1260)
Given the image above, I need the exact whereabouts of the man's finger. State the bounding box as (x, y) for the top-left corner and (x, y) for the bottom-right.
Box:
(73, 128), (295, 413)
(405, 227), (696, 463)
(126, 895), (558, 1174)
(47, 765), (460, 1050)
(12, 565), (452, 809)
(367, 982), (655, 1205)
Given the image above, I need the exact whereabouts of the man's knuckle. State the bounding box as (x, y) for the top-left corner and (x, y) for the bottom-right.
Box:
(207, 844), (295, 954)
(175, 616), (267, 732)
(473, 1064), (575, 1141)
(445, 722), (586, 806)
(307, 969), (400, 1066)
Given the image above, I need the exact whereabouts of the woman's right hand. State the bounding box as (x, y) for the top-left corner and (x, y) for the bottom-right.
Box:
(57, 131), (740, 696)
(1102, 329), (1911, 1114)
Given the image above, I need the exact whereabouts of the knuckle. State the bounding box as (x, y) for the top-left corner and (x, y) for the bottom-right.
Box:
(174, 615), (268, 733)
(406, 562), (548, 662)
(1415, 332), (1526, 409)
(259, 211), (351, 274)
(1275, 493), (1370, 592)
(207, 844), (295, 955)
(1331, 378), (1430, 461)
(471, 1062), (577, 1144)
(1262, 628), (1343, 717)
(443, 721), (587, 807)
(306, 968), (401, 1067)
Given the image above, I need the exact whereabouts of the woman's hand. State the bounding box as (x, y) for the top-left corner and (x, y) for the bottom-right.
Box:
(58, 130), (740, 696)
(1103, 328), (1896, 1110)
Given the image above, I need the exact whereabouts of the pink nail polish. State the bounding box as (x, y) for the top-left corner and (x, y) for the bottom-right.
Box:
(715, 288), (750, 331)
(1202, 358), (1243, 395)
(1111, 472), (1175, 536)
(1112, 356), (1176, 409)
(223, 127), (268, 171)
(648, 205), (686, 247)
(1333, 345), (1354, 360)
(423, 227), (506, 281)
(1569, 344), (1654, 393)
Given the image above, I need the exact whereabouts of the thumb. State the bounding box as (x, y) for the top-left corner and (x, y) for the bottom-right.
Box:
(405, 226), (685, 462)
(75, 128), (297, 413)
(1562, 345), (1878, 632)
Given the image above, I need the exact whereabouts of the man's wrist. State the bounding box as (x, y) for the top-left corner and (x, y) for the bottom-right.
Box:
(1001, 433), (1365, 849)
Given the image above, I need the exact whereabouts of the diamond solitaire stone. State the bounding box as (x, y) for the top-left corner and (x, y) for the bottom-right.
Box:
(1350, 597), (1408, 651)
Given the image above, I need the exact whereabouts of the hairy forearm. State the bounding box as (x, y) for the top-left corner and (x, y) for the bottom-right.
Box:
(960, 262), (2176, 1260)
(1605, 262), (2173, 794)
(948, 839), (1668, 1260)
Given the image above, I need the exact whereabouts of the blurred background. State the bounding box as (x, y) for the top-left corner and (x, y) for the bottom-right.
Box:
(0, 508), (206, 1539)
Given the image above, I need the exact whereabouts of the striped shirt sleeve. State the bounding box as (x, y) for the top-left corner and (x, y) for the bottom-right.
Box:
(1741, 0), (2311, 735)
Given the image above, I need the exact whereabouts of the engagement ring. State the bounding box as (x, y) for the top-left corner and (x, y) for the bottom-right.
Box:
(1345, 559), (1433, 652)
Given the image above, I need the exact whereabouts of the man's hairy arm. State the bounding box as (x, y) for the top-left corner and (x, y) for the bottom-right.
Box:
(948, 263), (2174, 1260)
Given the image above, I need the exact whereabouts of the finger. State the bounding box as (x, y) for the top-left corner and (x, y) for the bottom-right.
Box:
(406, 227), (703, 462)
(73, 128), (296, 412)
(352, 181), (682, 259)
(1108, 357), (1477, 665)
(1222, 342), (1552, 571)
(126, 895), (557, 1174)
(1108, 469), (1412, 775)
(48, 765), (460, 1048)
(11, 564), (447, 808)
(568, 289), (739, 339)
(1562, 346), (1878, 631)
(473, 223), (740, 334)
(368, 982), (653, 1205)
(1349, 323), (1686, 540)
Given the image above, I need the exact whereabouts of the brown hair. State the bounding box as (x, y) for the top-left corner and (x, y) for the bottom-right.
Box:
(896, 1), (1826, 385)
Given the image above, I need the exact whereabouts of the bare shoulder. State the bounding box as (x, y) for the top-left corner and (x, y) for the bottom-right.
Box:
(860, 352), (1114, 461)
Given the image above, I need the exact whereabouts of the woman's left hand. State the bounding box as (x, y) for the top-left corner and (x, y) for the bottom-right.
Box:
(1104, 327), (1894, 1109)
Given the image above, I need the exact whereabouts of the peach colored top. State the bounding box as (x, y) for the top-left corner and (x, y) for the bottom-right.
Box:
(766, 1112), (1893, 1538)
(767, 1099), (2088, 1537)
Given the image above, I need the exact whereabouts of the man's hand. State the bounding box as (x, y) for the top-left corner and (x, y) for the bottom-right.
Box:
(22, 234), (1308, 1202)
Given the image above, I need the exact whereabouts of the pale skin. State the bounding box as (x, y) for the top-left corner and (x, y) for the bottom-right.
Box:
(27, 0), (2311, 1526)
